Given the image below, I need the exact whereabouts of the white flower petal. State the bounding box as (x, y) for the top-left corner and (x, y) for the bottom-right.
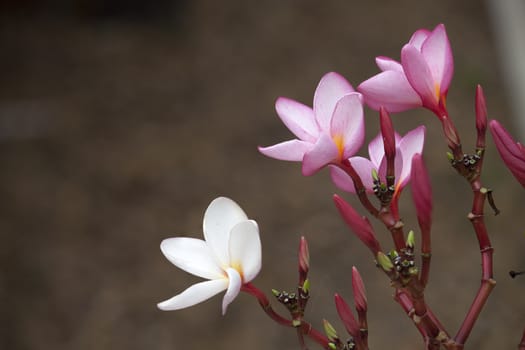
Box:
(203, 197), (248, 267)
(160, 238), (225, 280)
(228, 220), (261, 283)
(222, 268), (242, 315)
(157, 279), (228, 311)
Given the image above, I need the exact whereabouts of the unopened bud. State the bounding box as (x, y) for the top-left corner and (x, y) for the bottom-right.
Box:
(302, 279), (310, 294)
(271, 289), (280, 297)
(334, 293), (360, 338)
(351, 267), (367, 313)
(475, 85), (487, 137)
(380, 107), (396, 161)
(489, 120), (525, 187)
(371, 168), (380, 182)
(377, 251), (394, 272)
(323, 319), (339, 342)
(333, 194), (381, 255)
(406, 230), (415, 249)
(446, 152), (454, 162)
(328, 343), (337, 350)
(298, 236), (310, 285)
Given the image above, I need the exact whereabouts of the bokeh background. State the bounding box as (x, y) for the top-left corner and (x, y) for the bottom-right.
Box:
(2, 1), (525, 349)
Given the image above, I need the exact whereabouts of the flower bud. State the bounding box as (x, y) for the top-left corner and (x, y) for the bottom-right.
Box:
(322, 319), (339, 342)
(475, 85), (487, 146)
(377, 251), (394, 272)
(351, 267), (367, 313)
(380, 107), (396, 162)
(489, 120), (525, 187)
(298, 236), (310, 285)
(334, 294), (360, 338)
(333, 194), (381, 255)
(406, 230), (415, 249)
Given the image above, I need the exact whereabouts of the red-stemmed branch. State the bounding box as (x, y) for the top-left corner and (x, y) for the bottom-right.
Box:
(242, 283), (331, 349)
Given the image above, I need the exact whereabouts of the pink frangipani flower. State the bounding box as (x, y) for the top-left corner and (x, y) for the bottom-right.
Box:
(330, 126), (426, 197)
(157, 197), (261, 315)
(489, 120), (525, 187)
(259, 72), (365, 176)
(358, 24), (453, 116)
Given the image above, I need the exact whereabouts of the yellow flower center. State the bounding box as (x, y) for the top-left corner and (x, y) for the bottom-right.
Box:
(434, 83), (441, 101)
(333, 134), (344, 159)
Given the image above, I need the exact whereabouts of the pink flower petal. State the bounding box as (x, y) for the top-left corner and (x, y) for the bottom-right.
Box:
(421, 24), (453, 94)
(376, 56), (403, 72)
(160, 238), (224, 280)
(222, 268), (242, 315)
(275, 97), (319, 142)
(329, 165), (355, 193)
(397, 126), (426, 188)
(408, 29), (431, 50)
(329, 157), (376, 193)
(401, 44), (438, 109)
(157, 279), (228, 311)
(313, 72), (355, 130)
(228, 220), (261, 283)
(330, 93), (365, 159)
(302, 133), (339, 176)
(258, 140), (312, 161)
(368, 133), (384, 168)
(358, 70), (422, 113)
(203, 197), (248, 267)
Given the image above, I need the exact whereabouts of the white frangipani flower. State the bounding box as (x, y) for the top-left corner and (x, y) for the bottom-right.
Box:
(157, 197), (262, 315)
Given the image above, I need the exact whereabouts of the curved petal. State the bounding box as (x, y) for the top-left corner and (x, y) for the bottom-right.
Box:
(376, 56), (403, 72)
(275, 97), (319, 142)
(358, 70), (422, 113)
(329, 157), (376, 193)
(408, 29), (431, 50)
(401, 44), (438, 109)
(203, 197), (248, 267)
(222, 268), (242, 315)
(258, 139), (312, 161)
(228, 220), (261, 283)
(157, 278), (228, 311)
(368, 133), (385, 168)
(397, 126), (426, 188)
(313, 72), (355, 131)
(421, 24), (453, 94)
(302, 133), (339, 176)
(160, 238), (224, 280)
(330, 93), (365, 159)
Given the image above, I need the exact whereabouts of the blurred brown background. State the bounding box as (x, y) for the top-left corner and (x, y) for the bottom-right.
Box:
(1, 1), (524, 349)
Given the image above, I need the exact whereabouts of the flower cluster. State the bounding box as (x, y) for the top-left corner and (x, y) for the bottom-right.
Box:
(157, 22), (525, 350)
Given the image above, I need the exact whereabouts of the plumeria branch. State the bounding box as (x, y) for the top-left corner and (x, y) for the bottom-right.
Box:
(242, 283), (331, 349)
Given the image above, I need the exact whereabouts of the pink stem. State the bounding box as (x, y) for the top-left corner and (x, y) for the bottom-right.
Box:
(337, 159), (379, 217)
(454, 181), (496, 346)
